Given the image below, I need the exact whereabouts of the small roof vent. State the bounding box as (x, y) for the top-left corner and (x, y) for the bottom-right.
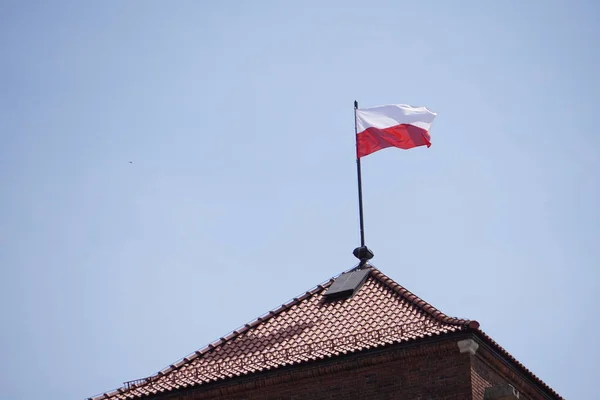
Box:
(323, 269), (370, 300)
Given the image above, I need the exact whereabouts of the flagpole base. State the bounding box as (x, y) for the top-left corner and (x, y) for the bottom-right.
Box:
(353, 246), (374, 268)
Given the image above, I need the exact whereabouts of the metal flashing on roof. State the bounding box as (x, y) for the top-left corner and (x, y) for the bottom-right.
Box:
(323, 268), (370, 300)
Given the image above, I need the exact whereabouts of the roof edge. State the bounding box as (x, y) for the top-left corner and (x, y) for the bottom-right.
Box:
(368, 267), (480, 329)
(473, 329), (564, 400)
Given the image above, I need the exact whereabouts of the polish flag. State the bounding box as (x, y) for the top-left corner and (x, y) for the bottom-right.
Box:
(356, 104), (437, 158)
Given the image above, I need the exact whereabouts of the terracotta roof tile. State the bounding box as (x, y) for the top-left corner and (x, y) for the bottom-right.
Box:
(90, 266), (560, 400)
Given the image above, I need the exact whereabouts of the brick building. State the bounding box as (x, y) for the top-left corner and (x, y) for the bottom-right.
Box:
(89, 266), (562, 400)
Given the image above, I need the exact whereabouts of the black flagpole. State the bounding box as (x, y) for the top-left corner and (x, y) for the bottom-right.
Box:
(353, 100), (374, 265)
(354, 100), (365, 247)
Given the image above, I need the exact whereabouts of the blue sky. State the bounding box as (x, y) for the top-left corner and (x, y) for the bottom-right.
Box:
(1, 1), (598, 399)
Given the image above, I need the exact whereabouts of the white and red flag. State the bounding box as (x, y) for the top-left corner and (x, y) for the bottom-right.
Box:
(355, 104), (437, 158)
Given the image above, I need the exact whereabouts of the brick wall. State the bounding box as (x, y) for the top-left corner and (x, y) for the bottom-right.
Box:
(472, 354), (502, 399)
(147, 334), (558, 400)
(174, 337), (473, 400)
(470, 343), (555, 400)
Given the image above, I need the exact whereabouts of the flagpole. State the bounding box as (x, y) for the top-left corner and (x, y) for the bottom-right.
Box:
(354, 100), (366, 248)
(353, 101), (374, 265)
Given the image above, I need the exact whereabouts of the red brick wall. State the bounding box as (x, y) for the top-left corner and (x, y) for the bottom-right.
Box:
(471, 354), (511, 400)
(174, 338), (474, 400)
(143, 335), (560, 400)
(470, 346), (556, 400)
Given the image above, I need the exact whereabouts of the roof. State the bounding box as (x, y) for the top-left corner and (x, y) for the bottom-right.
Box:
(90, 266), (561, 400)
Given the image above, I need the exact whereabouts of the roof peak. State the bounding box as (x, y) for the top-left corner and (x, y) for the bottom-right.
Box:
(91, 265), (479, 400)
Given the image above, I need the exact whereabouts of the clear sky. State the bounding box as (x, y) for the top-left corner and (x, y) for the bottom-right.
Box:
(1, 1), (598, 399)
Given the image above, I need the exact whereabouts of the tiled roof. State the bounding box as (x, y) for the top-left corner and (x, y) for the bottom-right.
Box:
(90, 266), (559, 400)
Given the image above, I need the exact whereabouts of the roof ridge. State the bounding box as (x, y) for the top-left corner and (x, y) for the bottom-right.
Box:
(367, 267), (564, 398)
(90, 266), (361, 400)
(368, 267), (479, 329)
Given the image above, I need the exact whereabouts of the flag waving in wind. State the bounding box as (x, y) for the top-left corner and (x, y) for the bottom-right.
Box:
(355, 104), (437, 158)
